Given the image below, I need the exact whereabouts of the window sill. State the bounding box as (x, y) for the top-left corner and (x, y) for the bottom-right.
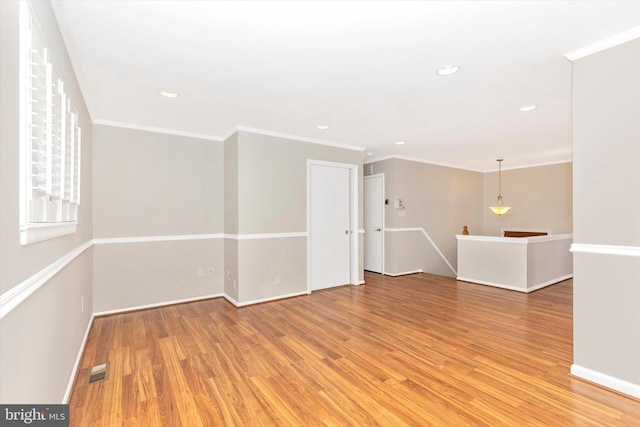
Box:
(20, 222), (78, 245)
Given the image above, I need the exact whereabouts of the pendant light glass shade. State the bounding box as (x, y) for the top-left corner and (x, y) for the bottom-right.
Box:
(489, 159), (511, 215)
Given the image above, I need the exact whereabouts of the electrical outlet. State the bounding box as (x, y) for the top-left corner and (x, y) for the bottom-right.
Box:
(274, 276), (280, 286)
(227, 270), (231, 280)
(197, 267), (204, 277)
(208, 267), (214, 276)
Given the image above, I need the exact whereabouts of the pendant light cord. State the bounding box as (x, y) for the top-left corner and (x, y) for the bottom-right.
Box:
(497, 159), (503, 196)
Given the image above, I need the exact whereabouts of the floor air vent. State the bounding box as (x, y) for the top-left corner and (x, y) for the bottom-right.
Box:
(88, 362), (109, 384)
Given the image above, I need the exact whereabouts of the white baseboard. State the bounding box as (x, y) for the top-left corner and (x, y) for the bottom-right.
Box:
(571, 364), (640, 400)
(93, 293), (224, 317)
(457, 275), (572, 293)
(223, 294), (240, 307)
(384, 269), (423, 277)
(353, 280), (365, 285)
(456, 276), (526, 292)
(527, 274), (573, 292)
(232, 291), (310, 307)
(63, 313), (95, 403)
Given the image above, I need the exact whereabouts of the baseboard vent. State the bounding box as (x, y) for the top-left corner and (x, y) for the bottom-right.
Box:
(88, 362), (109, 384)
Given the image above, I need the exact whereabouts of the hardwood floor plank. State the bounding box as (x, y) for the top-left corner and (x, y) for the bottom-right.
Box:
(69, 273), (640, 426)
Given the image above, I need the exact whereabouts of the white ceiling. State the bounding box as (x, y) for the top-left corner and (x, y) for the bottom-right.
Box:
(50, 1), (640, 172)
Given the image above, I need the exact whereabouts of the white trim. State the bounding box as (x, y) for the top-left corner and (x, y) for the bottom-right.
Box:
(387, 227), (426, 233)
(384, 269), (423, 277)
(571, 243), (640, 257)
(564, 27), (640, 62)
(92, 293), (224, 317)
(94, 233), (310, 244)
(223, 294), (240, 307)
(365, 155), (484, 172)
(94, 121), (368, 151)
(236, 125), (365, 152)
(93, 233), (224, 245)
(456, 276), (525, 292)
(386, 227), (457, 275)
(527, 274), (573, 292)
(63, 314), (95, 403)
(456, 233), (572, 244)
(93, 119), (223, 142)
(20, 222), (78, 245)
(456, 274), (573, 293)
(527, 234), (573, 243)
(0, 240), (93, 319)
(4, 232), (312, 318)
(365, 155), (572, 173)
(224, 232), (307, 240)
(485, 159), (573, 173)
(228, 291), (310, 307)
(571, 364), (640, 400)
(353, 280), (365, 285)
(358, 229), (365, 234)
(455, 234), (528, 244)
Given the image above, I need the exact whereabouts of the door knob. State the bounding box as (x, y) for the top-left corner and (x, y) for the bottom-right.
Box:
(375, 228), (381, 231)
(345, 230), (349, 234)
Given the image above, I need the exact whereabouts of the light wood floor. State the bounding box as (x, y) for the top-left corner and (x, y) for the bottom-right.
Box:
(69, 273), (640, 426)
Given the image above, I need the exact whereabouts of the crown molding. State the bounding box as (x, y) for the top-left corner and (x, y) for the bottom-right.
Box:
(365, 155), (485, 173)
(564, 26), (640, 61)
(487, 159), (573, 173)
(92, 120), (366, 152)
(366, 155), (572, 173)
(93, 119), (224, 142)
(235, 125), (365, 152)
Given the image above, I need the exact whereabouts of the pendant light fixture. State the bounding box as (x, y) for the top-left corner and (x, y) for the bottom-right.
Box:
(489, 159), (511, 215)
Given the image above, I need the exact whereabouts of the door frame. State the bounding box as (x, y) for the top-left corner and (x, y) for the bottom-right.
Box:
(307, 159), (359, 293)
(364, 173), (385, 274)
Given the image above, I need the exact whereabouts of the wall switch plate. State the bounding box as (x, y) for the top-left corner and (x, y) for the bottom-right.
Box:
(197, 267), (204, 277)
(208, 267), (214, 276)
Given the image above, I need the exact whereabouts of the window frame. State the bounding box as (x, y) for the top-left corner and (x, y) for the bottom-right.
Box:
(19, 2), (82, 245)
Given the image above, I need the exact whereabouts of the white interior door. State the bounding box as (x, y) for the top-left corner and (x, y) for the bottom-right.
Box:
(364, 174), (384, 273)
(309, 164), (351, 290)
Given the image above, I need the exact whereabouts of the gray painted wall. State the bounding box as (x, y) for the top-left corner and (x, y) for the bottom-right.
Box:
(366, 158), (573, 277)
(231, 131), (364, 303)
(0, 0), (94, 403)
(366, 158), (484, 276)
(92, 125), (222, 238)
(484, 162), (573, 236)
(237, 131), (364, 234)
(91, 125), (224, 312)
(572, 39), (640, 392)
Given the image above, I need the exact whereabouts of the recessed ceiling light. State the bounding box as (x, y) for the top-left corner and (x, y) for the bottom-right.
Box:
(160, 90), (179, 98)
(437, 65), (460, 76)
(366, 152), (374, 156)
(317, 125), (329, 130)
(395, 141), (405, 145)
(519, 105), (537, 112)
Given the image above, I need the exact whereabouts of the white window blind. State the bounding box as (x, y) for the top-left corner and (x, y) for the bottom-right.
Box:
(20, 2), (81, 244)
